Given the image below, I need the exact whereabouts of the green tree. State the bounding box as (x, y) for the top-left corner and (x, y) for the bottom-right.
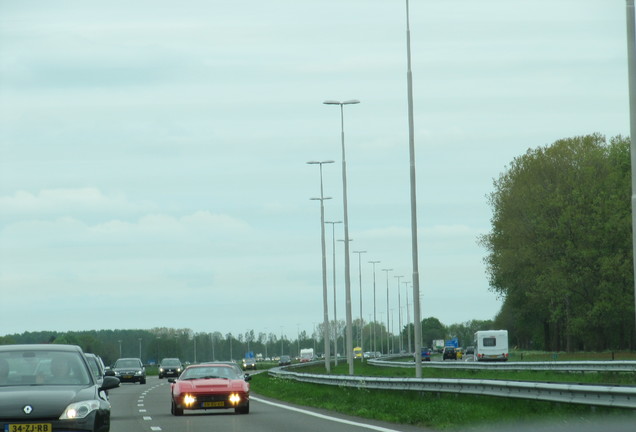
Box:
(480, 134), (634, 351)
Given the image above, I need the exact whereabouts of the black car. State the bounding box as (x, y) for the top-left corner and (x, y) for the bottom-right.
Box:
(0, 344), (120, 432)
(242, 357), (257, 370)
(158, 358), (183, 379)
(110, 358), (146, 384)
(442, 346), (457, 360)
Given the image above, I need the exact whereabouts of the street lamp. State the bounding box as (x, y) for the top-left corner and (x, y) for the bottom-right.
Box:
(307, 160), (335, 372)
(352, 250), (367, 350)
(403, 281), (412, 353)
(324, 99), (359, 375)
(382, 268), (393, 354)
(626, 0), (636, 344)
(325, 220), (342, 366)
(404, 0), (423, 378)
(395, 275), (404, 352)
(368, 260), (380, 353)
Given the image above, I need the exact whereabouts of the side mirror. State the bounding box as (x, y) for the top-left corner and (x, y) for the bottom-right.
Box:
(244, 374), (252, 382)
(100, 376), (120, 391)
(104, 369), (115, 377)
(168, 378), (176, 383)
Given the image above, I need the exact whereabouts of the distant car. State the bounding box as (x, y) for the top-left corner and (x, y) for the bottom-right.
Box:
(169, 363), (251, 415)
(443, 346), (457, 360)
(278, 355), (291, 366)
(363, 351), (373, 359)
(159, 358), (183, 379)
(111, 357), (146, 384)
(85, 353), (106, 382)
(415, 347), (432, 361)
(0, 344), (119, 432)
(465, 346), (475, 355)
(242, 357), (257, 370)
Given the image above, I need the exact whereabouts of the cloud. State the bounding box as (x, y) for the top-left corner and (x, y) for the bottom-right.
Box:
(0, 188), (145, 219)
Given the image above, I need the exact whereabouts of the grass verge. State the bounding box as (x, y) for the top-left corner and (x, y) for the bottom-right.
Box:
(249, 361), (636, 430)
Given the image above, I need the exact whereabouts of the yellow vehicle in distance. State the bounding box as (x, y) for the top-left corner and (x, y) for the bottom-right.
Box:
(353, 347), (363, 359)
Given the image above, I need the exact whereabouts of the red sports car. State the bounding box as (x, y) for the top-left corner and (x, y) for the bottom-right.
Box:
(169, 363), (251, 415)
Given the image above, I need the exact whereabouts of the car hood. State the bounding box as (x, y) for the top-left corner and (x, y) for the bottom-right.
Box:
(0, 385), (95, 419)
(174, 378), (248, 393)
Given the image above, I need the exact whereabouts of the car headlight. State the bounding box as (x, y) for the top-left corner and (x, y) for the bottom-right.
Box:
(229, 393), (241, 405)
(59, 400), (100, 419)
(135, 370), (143, 376)
(183, 394), (196, 406)
(159, 368), (164, 372)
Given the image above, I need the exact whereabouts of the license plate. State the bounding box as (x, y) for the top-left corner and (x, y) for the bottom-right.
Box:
(5, 424), (52, 432)
(123, 375), (133, 379)
(202, 401), (225, 408)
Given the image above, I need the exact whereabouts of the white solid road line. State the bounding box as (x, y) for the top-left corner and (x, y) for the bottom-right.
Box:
(251, 396), (405, 432)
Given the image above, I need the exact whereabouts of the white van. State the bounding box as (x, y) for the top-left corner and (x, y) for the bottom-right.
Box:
(474, 330), (508, 361)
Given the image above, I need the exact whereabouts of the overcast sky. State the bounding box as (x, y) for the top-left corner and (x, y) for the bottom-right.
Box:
(0, 1), (629, 341)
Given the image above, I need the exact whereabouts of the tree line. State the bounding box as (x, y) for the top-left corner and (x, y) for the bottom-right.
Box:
(0, 318), (494, 365)
(481, 133), (635, 351)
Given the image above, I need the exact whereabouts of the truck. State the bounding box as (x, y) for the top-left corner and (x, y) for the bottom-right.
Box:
(299, 348), (314, 363)
(474, 330), (508, 361)
(433, 339), (445, 353)
(353, 347), (363, 359)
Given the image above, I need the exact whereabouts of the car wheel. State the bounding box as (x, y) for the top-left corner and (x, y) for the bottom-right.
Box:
(158, 374), (163, 379)
(235, 402), (250, 414)
(171, 400), (184, 416)
(140, 378), (146, 384)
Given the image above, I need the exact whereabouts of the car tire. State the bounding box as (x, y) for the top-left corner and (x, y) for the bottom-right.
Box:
(171, 401), (184, 416)
(158, 374), (163, 379)
(140, 378), (146, 384)
(235, 402), (250, 414)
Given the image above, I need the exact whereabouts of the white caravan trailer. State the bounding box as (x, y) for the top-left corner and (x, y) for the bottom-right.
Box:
(474, 330), (508, 361)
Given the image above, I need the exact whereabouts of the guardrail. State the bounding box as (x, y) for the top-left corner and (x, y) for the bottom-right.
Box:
(268, 363), (636, 409)
(369, 358), (636, 372)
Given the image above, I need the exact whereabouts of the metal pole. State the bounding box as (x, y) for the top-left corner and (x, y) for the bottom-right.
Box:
(369, 260), (380, 353)
(308, 160), (335, 372)
(353, 250), (367, 351)
(626, 0), (636, 347)
(382, 269), (393, 354)
(324, 100), (359, 375)
(395, 275), (403, 352)
(403, 281), (412, 353)
(405, 0), (422, 378)
(326, 220), (342, 366)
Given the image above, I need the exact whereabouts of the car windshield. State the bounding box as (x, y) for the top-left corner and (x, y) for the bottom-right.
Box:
(180, 365), (239, 380)
(0, 350), (91, 387)
(114, 359), (140, 368)
(161, 359), (181, 366)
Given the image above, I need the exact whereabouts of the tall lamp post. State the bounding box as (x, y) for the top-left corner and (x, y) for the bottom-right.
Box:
(395, 275), (404, 352)
(352, 250), (367, 350)
(324, 99), (359, 375)
(368, 260), (380, 353)
(382, 268), (393, 354)
(404, 0), (423, 378)
(307, 160), (334, 372)
(626, 0), (636, 344)
(403, 281), (412, 353)
(325, 220), (342, 366)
